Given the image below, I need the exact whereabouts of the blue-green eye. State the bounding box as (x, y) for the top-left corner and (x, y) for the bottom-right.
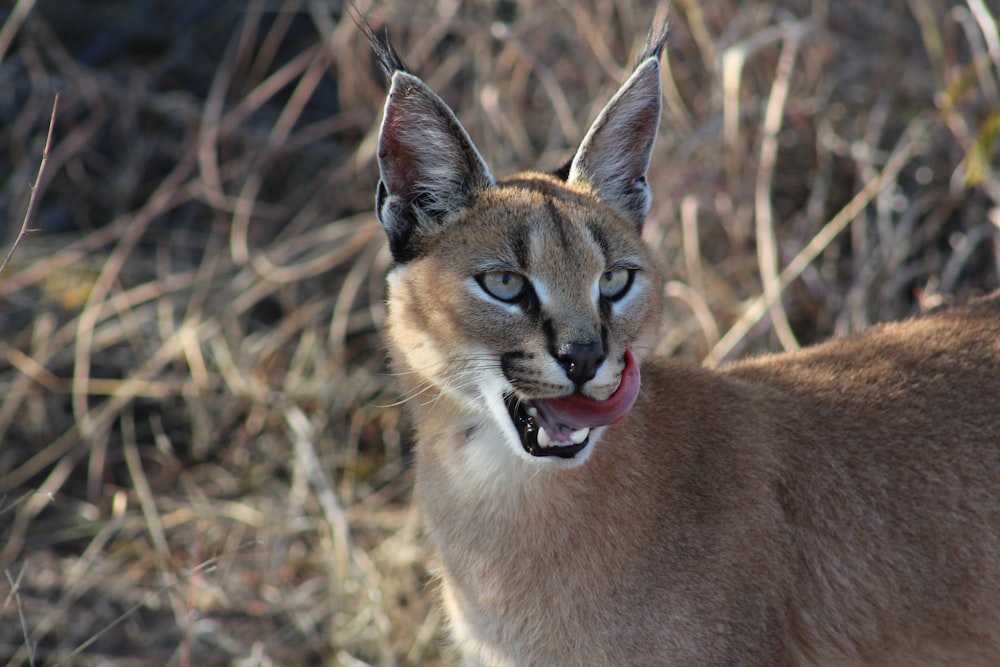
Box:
(477, 271), (527, 303)
(599, 268), (634, 301)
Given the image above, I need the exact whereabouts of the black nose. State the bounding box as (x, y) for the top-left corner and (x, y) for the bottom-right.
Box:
(556, 341), (605, 386)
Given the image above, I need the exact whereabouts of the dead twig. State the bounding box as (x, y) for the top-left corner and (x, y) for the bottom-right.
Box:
(0, 92), (58, 278)
(0, 0), (37, 65)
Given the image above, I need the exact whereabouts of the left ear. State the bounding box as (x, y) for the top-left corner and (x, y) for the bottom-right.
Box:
(567, 53), (663, 228)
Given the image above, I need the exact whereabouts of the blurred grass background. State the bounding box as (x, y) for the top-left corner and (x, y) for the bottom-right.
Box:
(0, 0), (998, 665)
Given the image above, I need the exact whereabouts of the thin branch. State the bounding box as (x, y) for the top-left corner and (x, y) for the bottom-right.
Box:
(3, 566), (35, 667)
(755, 27), (809, 353)
(0, 0), (37, 66)
(0, 92), (58, 278)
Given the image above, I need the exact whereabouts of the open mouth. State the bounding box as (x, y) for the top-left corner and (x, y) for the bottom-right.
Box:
(504, 395), (592, 458)
(503, 347), (641, 459)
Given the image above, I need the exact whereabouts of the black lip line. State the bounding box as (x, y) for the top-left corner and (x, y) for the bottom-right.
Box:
(503, 393), (588, 459)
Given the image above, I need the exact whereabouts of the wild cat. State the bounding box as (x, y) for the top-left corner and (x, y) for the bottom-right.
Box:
(357, 14), (1000, 667)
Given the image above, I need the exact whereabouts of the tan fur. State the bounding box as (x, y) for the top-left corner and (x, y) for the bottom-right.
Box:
(364, 18), (1000, 666)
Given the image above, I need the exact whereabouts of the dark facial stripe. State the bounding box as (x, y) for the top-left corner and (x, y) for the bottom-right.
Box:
(541, 317), (558, 358)
(509, 223), (531, 270)
(598, 290), (614, 321)
(586, 219), (614, 262)
(500, 350), (529, 380)
(545, 197), (573, 250)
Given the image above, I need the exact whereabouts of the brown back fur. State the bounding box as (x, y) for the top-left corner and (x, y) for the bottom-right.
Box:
(361, 13), (1000, 666)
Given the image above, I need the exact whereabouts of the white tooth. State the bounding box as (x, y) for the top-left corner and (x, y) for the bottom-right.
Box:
(537, 427), (551, 448)
(570, 427), (590, 444)
(527, 407), (538, 417)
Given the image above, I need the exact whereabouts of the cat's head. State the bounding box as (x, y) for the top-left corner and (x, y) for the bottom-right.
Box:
(368, 23), (667, 467)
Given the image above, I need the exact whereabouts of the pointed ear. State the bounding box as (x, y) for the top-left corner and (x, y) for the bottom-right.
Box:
(376, 71), (494, 262)
(567, 55), (663, 228)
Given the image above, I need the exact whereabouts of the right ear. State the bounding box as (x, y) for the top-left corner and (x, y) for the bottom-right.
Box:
(376, 71), (495, 262)
(565, 27), (666, 229)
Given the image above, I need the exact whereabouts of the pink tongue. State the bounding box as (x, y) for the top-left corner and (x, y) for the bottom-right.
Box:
(533, 348), (641, 429)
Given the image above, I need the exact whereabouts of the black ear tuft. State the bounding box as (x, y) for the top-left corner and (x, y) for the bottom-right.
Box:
(637, 19), (669, 67)
(349, 6), (410, 80)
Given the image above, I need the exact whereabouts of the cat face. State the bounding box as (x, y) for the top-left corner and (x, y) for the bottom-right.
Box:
(370, 27), (666, 464)
(384, 173), (664, 464)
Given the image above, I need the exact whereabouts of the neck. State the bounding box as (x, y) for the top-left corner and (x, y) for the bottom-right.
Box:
(408, 373), (687, 663)
(406, 359), (799, 663)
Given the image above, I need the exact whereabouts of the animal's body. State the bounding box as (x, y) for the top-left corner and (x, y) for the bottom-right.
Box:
(359, 15), (1000, 666)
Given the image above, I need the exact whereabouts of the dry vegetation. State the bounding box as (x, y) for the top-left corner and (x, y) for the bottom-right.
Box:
(1, 0), (998, 664)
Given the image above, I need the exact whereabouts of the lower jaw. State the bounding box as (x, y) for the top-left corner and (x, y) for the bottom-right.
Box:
(524, 438), (588, 459)
(524, 423), (591, 458)
(505, 395), (590, 459)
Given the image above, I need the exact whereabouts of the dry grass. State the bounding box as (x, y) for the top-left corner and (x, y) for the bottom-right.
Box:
(1, 0), (998, 665)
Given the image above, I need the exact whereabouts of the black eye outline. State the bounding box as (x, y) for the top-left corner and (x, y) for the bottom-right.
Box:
(476, 270), (528, 303)
(598, 267), (636, 302)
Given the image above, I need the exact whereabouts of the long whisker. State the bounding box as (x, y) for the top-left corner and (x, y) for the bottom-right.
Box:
(382, 353), (501, 378)
(378, 356), (504, 410)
